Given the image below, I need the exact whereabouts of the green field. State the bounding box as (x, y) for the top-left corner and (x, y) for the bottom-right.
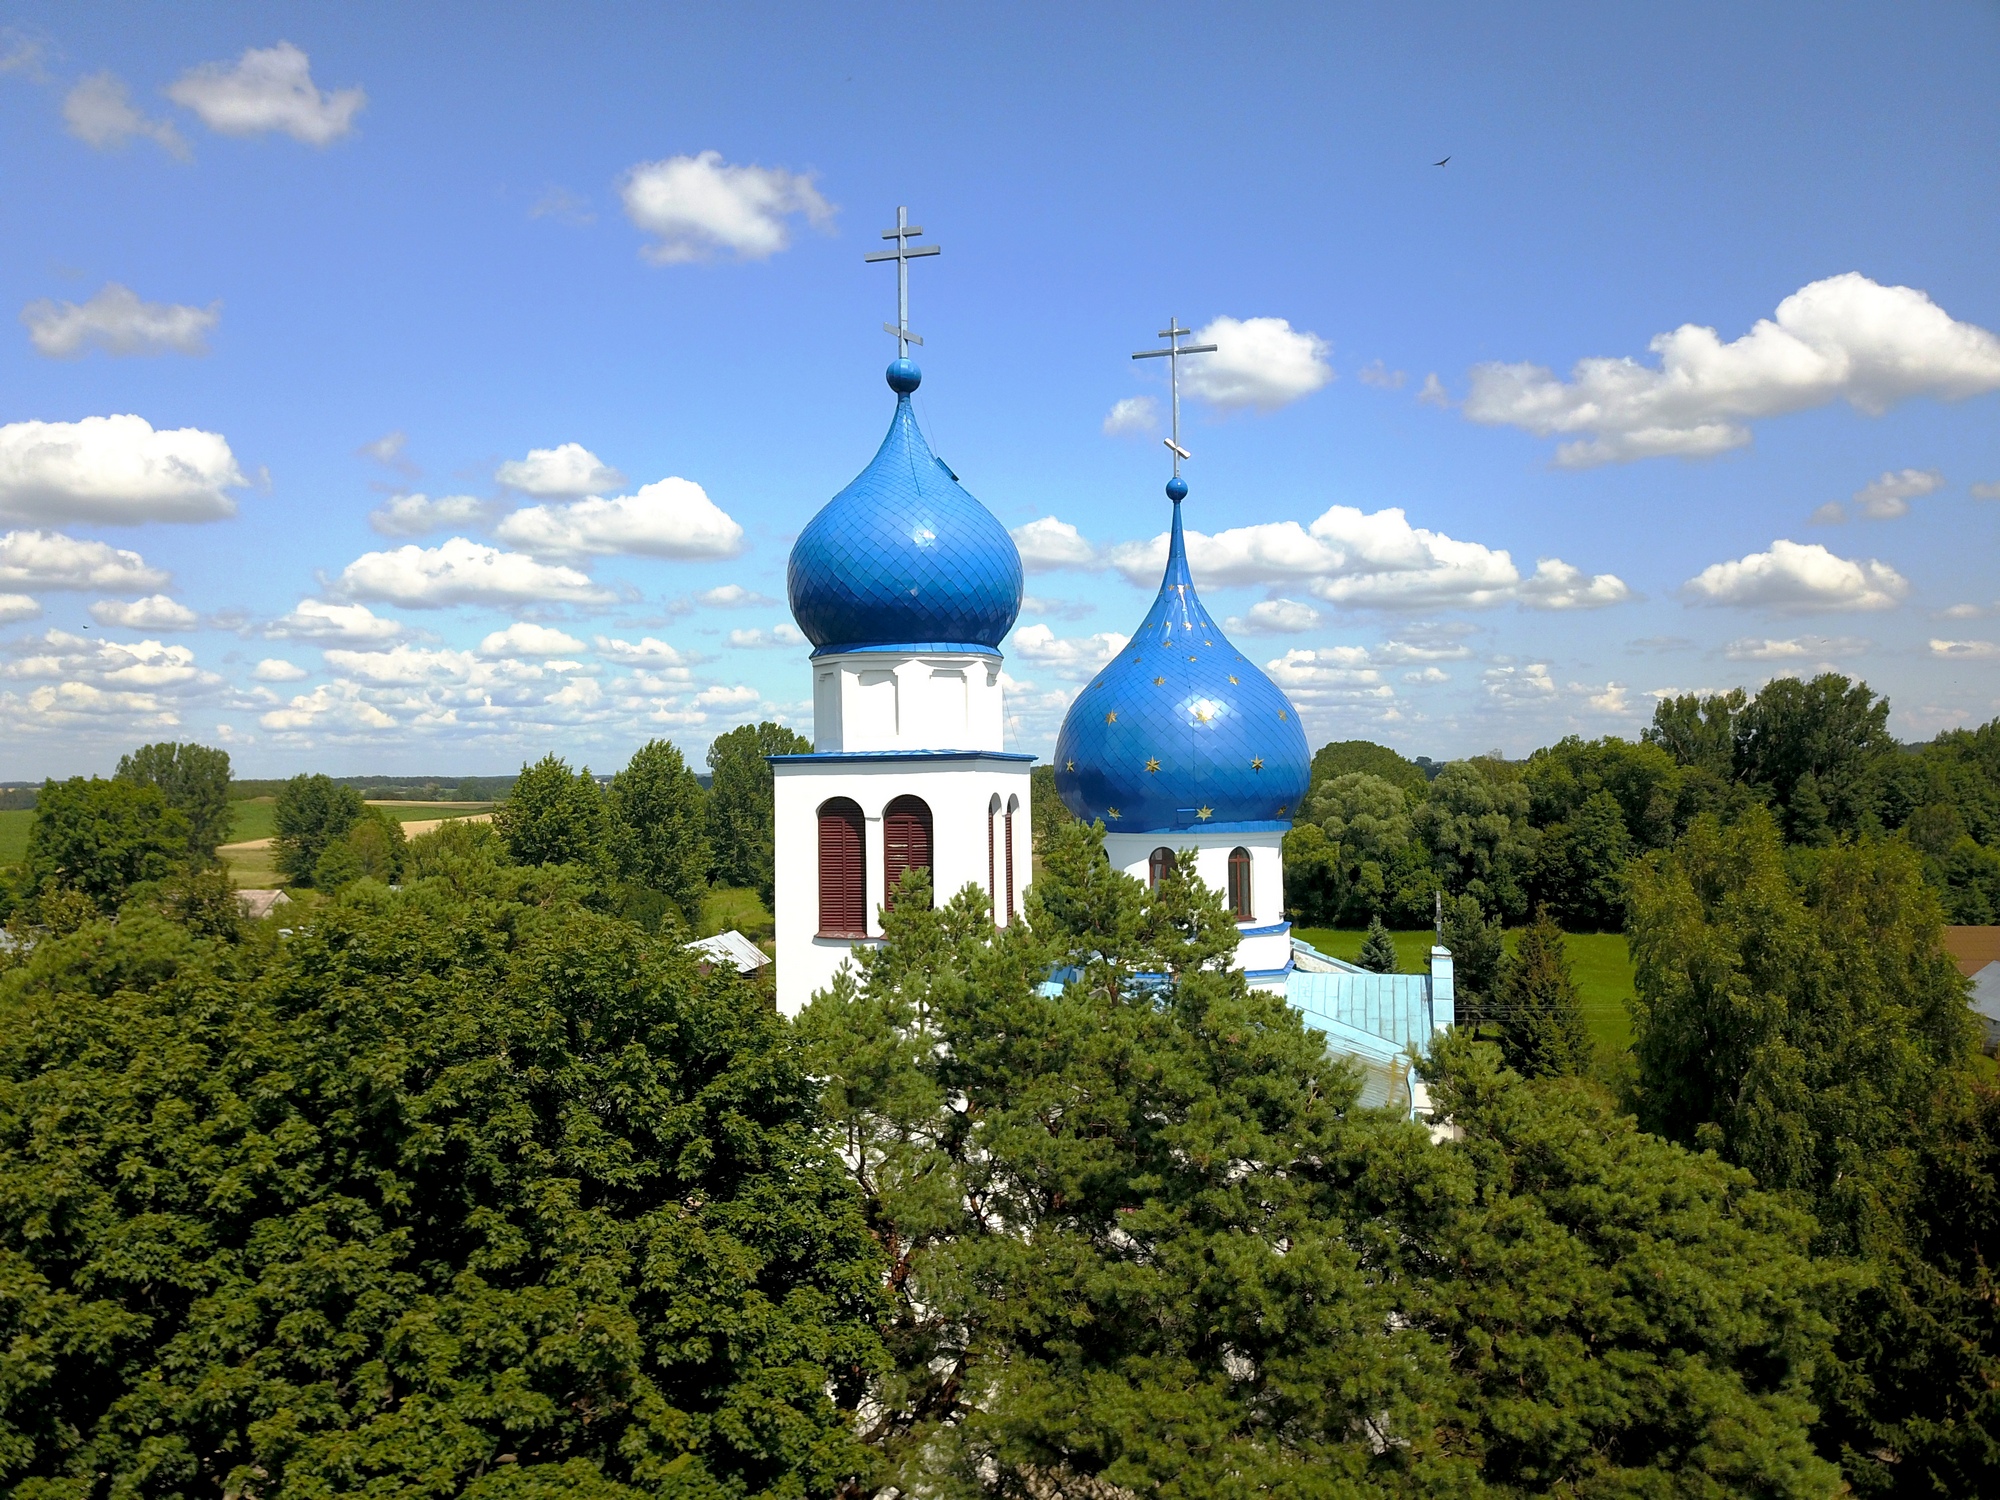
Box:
(700, 885), (775, 949)
(1294, 925), (1636, 1056)
(226, 798), (493, 845)
(0, 808), (30, 867)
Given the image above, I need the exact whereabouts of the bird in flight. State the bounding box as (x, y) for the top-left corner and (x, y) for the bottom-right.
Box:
(1434, 156), (1450, 166)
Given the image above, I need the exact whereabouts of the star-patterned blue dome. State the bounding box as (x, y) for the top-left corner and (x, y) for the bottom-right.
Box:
(1053, 482), (1310, 833)
(788, 360), (1023, 656)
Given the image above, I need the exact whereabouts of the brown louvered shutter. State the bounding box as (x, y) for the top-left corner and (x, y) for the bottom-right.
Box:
(988, 808), (997, 924)
(818, 798), (865, 936)
(1228, 846), (1253, 919)
(883, 795), (932, 909)
(1004, 810), (1016, 923)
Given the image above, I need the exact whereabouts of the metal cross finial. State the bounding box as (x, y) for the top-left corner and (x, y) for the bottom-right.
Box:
(1132, 317), (1217, 475)
(864, 205), (940, 355)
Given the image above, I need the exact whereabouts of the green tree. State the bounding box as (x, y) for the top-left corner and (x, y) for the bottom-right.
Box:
(1028, 761), (1075, 854)
(22, 776), (191, 907)
(272, 772), (366, 884)
(1492, 909), (1593, 1077)
(1411, 760), (1536, 919)
(314, 807), (406, 890)
(1645, 686), (1745, 780)
(1626, 808), (1992, 1494)
(1734, 672), (1896, 834)
(1439, 890), (1505, 1029)
(114, 740), (233, 857)
(799, 817), (1844, 1498)
(1358, 913), (1399, 972)
(1532, 787), (1635, 929)
(0, 864), (884, 1498)
(609, 738), (710, 922)
(494, 753), (611, 872)
(705, 721), (810, 906)
(1307, 737), (1430, 795)
(1301, 770), (1421, 924)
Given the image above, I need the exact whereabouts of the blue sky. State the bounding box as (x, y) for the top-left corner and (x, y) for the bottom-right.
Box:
(2, 1), (1997, 777)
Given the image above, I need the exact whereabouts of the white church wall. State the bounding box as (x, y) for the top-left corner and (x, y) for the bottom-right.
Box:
(772, 752), (1033, 1015)
(1101, 829), (1292, 976)
(809, 651), (1004, 753)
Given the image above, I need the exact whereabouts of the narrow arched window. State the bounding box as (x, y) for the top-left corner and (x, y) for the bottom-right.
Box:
(883, 794), (933, 910)
(1004, 794), (1019, 924)
(1228, 846), (1253, 920)
(1148, 846), (1177, 888)
(988, 793), (1001, 925)
(817, 797), (865, 937)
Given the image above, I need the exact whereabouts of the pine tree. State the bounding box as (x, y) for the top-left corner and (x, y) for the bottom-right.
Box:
(1357, 913), (1399, 972)
(1439, 891), (1504, 1028)
(1495, 908), (1593, 1077)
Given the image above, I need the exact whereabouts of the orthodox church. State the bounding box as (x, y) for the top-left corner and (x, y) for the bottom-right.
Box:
(769, 213), (1453, 1111)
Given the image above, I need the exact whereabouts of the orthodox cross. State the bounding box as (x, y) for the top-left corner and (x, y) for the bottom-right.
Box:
(864, 205), (940, 356)
(1132, 318), (1216, 474)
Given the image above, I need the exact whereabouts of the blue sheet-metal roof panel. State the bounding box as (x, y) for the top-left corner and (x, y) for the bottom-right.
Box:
(788, 368), (1023, 656)
(1287, 970), (1437, 1052)
(1052, 486), (1310, 833)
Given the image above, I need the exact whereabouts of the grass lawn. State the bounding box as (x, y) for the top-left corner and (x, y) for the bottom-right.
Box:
(0, 808), (31, 867)
(701, 885), (775, 948)
(1294, 925), (1637, 1057)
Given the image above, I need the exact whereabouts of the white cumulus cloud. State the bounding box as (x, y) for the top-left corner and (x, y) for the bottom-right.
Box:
(594, 635), (699, 671)
(22, 283), (218, 358)
(0, 594), (40, 623)
(337, 537), (613, 608)
(63, 73), (188, 157)
(1516, 558), (1635, 610)
(479, 622), (585, 657)
(167, 42), (365, 145)
(1852, 467), (1943, 520)
(0, 415), (244, 523)
(368, 493), (489, 537)
(253, 658), (307, 681)
(619, 150), (833, 265)
(698, 583), (775, 608)
(1009, 623), (1129, 679)
(495, 478), (744, 561)
(1465, 273), (2000, 466)
(1011, 516), (1099, 572)
(495, 442), (624, 496)
(1263, 648), (1394, 709)
(89, 594), (198, 630)
(1723, 635), (1870, 661)
(1484, 663), (1558, 707)
(693, 683), (761, 709)
(1182, 316), (1334, 412)
(1102, 396), (1158, 436)
(1971, 481), (2000, 501)
(266, 598), (402, 642)
(727, 624), (806, 649)
(1930, 639), (2000, 661)
(1683, 539), (1908, 612)
(1226, 598), (1322, 634)
(0, 530), (168, 591)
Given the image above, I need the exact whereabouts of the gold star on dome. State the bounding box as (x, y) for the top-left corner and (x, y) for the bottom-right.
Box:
(1251, 757), (1263, 770)
(1145, 757), (1160, 773)
(1187, 655), (1197, 662)
(1278, 709), (1288, 720)
(1196, 805), (1214, 821)
(1065, 759), (1075, 772)
(1105, 710), (1118, 723)
(1277, 805), (1288, 816)
(1154, 676), (1164, 686)
(1228, 675), (1239, 685)
(1106, 806), (1121, 820)
(1204, 639), (1213, 646)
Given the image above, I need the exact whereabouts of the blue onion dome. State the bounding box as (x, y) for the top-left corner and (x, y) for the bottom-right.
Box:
(788, 360), (1024, 655)
(1052, 481), (1311, 832)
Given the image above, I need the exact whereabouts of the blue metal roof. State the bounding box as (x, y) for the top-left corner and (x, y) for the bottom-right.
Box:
(1287, 969), (1441, 1054)
(788, 361), (1023, 657)
(1050, 483), (1310, 832)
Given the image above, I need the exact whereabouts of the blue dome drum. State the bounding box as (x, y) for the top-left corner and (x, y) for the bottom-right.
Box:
(788, 360), (1024, 656)
(1053, 482), (1310, 833)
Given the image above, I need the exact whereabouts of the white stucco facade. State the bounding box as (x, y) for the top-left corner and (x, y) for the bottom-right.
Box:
(773, 646), (1034, 1016)
(1101, 829), (1293, 987)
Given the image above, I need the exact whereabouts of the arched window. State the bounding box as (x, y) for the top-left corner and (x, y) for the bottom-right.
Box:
(1148, 846), (1177, 888)
(1004, 794), (1019, 924)
(883, 794), (933, 910)
(988, 793), (1001, 925)
(817, 797), (865, 937)
(1228, 846), (1253, 920)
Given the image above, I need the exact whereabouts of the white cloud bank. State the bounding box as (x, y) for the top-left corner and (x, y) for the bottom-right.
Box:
(495, 443), (624, 497)
(0, 415), (244, 524)
(1102, 396), (1157, 436)
(0, 530), (168, 591)
(90, 594), (198, 630)
(265, 599), (402, 643)
(0, 594), (40, 623)
(22, 284), (218, 358)
(1028, 505), (1628, 612)
(619, 150), (833, 265)
(1931, 639), (2000, 661)
(1683, 539), (1908, 612)
(167, 42), (364, 145)
(1010, 623), (1130, 679)
(1183, 317), (1333, 411)
(337, 537), (613, 608)
(1465, 274), (2000, 466)
(479, 622), (585, 657)
(367, 493), (489, 537)
(1723, 635), (1870, 661)
(1853, 467), (1943, 520)
(63, 73), (187, 157)
(496, 478), (744, 561)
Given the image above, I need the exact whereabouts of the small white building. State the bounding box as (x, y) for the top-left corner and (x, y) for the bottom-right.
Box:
(770, 355), (1032, 1015)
